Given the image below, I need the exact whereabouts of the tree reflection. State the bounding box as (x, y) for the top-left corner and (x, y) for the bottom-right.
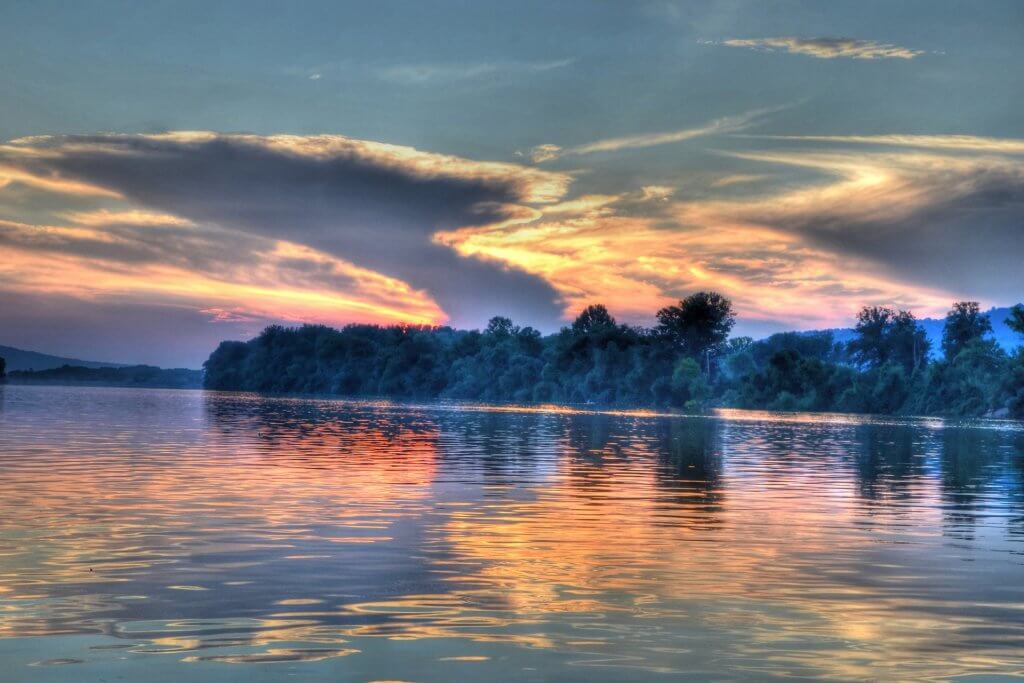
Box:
(652, 418), (724, 516)
(939, 426), (1023, 541)
(851, 423), (926, 502)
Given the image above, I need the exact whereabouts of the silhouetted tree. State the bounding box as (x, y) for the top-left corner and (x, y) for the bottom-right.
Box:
(848, 306), (895, 369)
(656, 292), (735, 373)
(942, 301), (992, 360)
(571, 304), (617, 335)
(485, 316), (516, 338)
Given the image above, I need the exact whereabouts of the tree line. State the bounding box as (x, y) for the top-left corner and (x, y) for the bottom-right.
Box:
(5, 364), (202, 389)
(202, 293), (1024, 419)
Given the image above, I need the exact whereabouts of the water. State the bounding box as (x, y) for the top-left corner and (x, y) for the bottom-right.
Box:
(0, 385), (1022, 681)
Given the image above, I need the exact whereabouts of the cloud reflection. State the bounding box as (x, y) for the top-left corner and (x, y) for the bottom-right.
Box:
(0, 389), (1022, 678)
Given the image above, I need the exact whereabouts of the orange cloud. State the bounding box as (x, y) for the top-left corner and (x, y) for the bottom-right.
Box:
(62, 209), (195, 227)
(437, 147), (1011, 327)
(0, 163), (121, 198)
(0, 219), (444, 327)
(3, 130), (1020, 339)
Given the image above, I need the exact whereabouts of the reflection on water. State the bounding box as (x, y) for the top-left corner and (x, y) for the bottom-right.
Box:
(0, 385), (1022, 681)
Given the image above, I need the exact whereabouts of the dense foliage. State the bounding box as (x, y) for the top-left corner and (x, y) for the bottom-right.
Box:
(204, 295), (1024, 419)
(9, 364), (203, 389)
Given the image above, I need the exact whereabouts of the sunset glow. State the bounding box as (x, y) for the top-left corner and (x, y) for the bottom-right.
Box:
(0, 2), (1021, 367)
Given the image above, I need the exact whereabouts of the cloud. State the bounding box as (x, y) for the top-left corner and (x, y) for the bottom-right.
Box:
(744, 134), (1024, 154)
(376, 58), (574, 85)
(292, 59), (574, 85)
(5, 128), (1021, 362)
(721, 37), (924, 60)
(62, 209), (195, 227)
(0, 163), (121, 198)
(702, 147), (1024, 301)
(711, 174), (766, 187)
(436, 193), (956, 331)
(0, 217), (445, 325)
(529, 107), (780, 163)
(528, 144), (564, 164)
(0, 132), (574, 332)
(640, 185), (675, 201)
(440, 138), (1024, 330)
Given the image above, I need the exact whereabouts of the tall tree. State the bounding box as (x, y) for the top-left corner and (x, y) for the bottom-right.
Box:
(942, 301), (992, 360)
(848, 306), (895, 369)
(571, 304), (617, 335)
(656, 292), (735, 372)
(485, 316), (516, 338)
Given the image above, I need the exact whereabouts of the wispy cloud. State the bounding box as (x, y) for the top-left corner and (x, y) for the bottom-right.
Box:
(62, 209), (195, 227)
(0, 163), (121, 198)
(529, 107), (779, 163)
(711, 173), (766, 187)
(744, 134), (1024, 154)
(720, 37), (924, 60)
(376, 58), (574, 85)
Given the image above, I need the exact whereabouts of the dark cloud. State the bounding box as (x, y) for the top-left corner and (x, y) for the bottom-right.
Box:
(738, 153), (1024, 301)
(799, 201), (1024, 303)
(4, 133), (571, 329)
(0, 218), (270, 278)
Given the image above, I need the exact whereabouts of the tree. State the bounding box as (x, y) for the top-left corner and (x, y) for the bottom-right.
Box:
(1007, 304), (1024, 337)
(571, 304), (617, 335)
(1004, 304), (1024, 419)
(889, 310), (930, 373)
(849, 306), (928, 373)
(848, 306), (895, 369)
(485, 316), (516, 338)
(196, 298), (1009, 417)
(0, 356), (5, 379)
(727, 336), (754, 354)
(942, 301), (992, 360)
(656, 292), (736, 372)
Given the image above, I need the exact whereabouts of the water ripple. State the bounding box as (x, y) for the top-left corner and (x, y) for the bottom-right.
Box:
(0, 385), (1022, 680)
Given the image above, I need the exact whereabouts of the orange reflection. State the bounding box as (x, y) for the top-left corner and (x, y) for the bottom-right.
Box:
(0, 394), (1021, 679)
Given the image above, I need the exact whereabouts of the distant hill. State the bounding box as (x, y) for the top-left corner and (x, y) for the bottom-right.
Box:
(8, 364), (202, 389)
(818, 306), (1022, 357)
(0, 344), (126, 372)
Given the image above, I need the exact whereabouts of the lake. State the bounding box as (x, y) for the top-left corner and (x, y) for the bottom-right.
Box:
(0, 385), (1022, 681)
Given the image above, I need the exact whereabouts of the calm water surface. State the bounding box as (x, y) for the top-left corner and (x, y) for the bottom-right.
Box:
(0, 385), (1023, 681)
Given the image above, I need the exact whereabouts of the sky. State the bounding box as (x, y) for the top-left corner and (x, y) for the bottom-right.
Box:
(1, 0), (1022, 367)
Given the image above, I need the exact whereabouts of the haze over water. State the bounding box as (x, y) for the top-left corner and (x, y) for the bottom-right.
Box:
(0, 385), (1022, 681)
